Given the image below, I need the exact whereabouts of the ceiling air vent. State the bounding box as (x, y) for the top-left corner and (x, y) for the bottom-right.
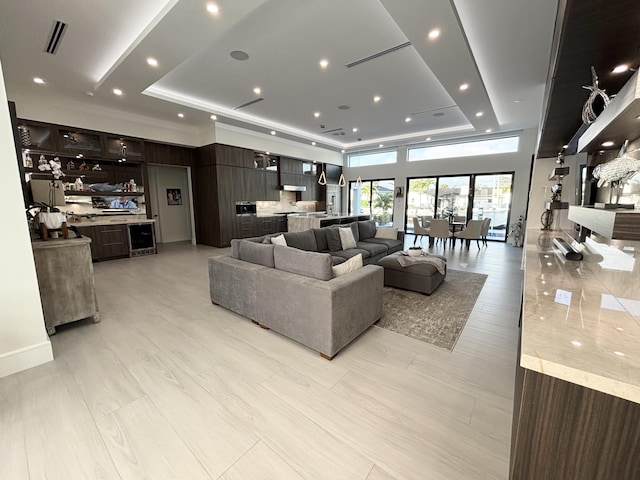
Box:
(345, 41), (411, 68)
(45, 20), (67, 55)
(233, 98), (264, 110)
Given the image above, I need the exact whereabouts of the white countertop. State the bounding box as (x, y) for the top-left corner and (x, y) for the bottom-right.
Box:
(522, 228), (640, 404)
(70, 216), (155, 227)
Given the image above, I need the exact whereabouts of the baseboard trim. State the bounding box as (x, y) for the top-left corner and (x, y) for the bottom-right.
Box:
(0, 341), (54, 378)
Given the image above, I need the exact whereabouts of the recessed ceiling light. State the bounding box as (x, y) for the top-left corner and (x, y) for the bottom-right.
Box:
(146, 57), (158, 67)
(373, 95), (381, 103)
(352, 127), (358, 132)
(426, 137), (431, 141)
(253, 87), (261, 95)
(475, 111), (483, 117)
(270, 130), (276, 135)
(602, 141), (614, 147)
(486, 129), (492, 133)
(341, 149), (345, 153)
(571, 340), (582, 347)
(178, 113), (185, 118)
(311, 141), (316, 146)
(113, 88), (123, 96)
(206, 3), (219, 14)
(379, 144), (384, 148)
(428, 29), (440, 39)
(562, 144), (568, 149)
(265, 151), (270, 155)
(612, 64), (629, 74)
(319, 59), (329, 69)
(33, 77), (45, 84)
(459, 83), (469, 91)
(405, 117), (412, 122)
(514, 99), (522, 103)
(314, 112), (320, 118)
(210, 114), (217, 120)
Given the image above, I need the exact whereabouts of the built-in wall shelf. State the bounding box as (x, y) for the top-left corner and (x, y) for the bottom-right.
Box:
(578, 70), (640, 153)
(568, 205), (640, 240)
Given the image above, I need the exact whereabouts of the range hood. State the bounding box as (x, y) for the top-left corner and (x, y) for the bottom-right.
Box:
(280, 184), (307, 192)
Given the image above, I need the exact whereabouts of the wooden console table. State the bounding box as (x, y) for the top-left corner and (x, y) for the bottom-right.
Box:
(31, 236), (100, 335)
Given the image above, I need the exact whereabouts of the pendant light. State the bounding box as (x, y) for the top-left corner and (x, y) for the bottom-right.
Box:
(356, 176), (362, 187)
(338, 173), (346, 187)
(318, 164), (327, 185)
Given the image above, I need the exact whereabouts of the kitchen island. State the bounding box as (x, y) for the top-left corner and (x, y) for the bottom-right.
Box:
(510, 228), (640, 478)
(287, 214), (370, 232)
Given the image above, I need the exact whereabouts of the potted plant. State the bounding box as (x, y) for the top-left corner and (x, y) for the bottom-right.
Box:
(407, 246), (423, 256)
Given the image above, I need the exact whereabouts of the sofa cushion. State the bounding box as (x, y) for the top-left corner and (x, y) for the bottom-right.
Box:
(331, 256), (346, 266)
(355, 241), (388, 257)
(332, 253), (363, 277)
(325, 228), (343, 252)
(375, 227), (398, 239)
(364, 237), (403, 252)
(358, 220), (377, 240)
(282, 230), (318, 251)
(273, 245), (333, 281)
(348, 222), (359, 242)
(331, 248), (371, 261)
(238, 240), (275, 267)
(312, 228), (328, 252)
(270, 234), (287, 246)
(339, 226), (357, 249)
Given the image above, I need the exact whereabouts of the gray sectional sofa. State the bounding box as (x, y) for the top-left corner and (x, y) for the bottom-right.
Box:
(208, 220), (404, 359)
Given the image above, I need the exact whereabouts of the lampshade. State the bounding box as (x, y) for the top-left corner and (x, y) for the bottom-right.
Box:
(356, 176), (362, 186)
(318, 170), (327, 185)
(338, 173), (346, 187)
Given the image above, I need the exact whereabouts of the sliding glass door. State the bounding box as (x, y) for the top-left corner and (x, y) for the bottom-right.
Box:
(471, 173), (513, 241)
(405, 172), (514, 241)
(349, 179), (394, 226)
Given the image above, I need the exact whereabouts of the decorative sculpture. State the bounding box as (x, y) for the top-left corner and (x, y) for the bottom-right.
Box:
(593, 139), (640, 207)
(581, 67), (611, 124)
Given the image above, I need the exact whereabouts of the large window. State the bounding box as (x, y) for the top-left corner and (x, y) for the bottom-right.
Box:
(349, 179), (394, 226)
(348, 151), (397, 167)
(408, 136), (519, 162)
(405, 172), (514, 241)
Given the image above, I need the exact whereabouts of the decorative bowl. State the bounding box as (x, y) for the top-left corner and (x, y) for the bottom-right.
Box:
(407, 248), (422, 257)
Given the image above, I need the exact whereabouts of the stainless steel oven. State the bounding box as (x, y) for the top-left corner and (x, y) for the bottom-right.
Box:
(235, 201), (257, 216)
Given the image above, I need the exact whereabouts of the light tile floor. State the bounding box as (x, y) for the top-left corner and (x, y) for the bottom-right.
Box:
(0, 238), (523, 479)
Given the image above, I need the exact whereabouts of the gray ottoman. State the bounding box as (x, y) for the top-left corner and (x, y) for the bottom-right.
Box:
(378, 252), (447, 295)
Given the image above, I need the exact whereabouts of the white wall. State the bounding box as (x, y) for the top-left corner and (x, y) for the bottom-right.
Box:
(343, 128), (537, 230)
(0, 61), (53, 378)
(215, 123), (343, 165)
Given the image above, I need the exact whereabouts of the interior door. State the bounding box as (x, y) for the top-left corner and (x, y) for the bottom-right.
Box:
(148, 164), (193, 243)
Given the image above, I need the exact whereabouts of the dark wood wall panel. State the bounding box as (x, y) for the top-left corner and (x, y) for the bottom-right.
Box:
(510, 368), (640, 479)
(193, 164), (220, 246)
(144, 141), (195, 167)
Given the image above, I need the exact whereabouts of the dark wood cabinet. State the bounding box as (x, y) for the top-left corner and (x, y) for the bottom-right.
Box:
(57, 128), (104, 157)
(76, 224), (129, 261)
(106, 136), (144, 162)
(214, 143), (254, 168)
(17, 120), (57, 151)
(235, 216), (257, 238)
(279, 157), (303, 175)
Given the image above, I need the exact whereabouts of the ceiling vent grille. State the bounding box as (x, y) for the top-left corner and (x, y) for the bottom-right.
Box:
(233, 98), (264, 110)
(345, 41), (412, 68)
(45, 20), (67, 54)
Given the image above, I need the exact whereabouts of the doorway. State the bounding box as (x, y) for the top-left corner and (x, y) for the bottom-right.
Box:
(147, 164), (195, 244)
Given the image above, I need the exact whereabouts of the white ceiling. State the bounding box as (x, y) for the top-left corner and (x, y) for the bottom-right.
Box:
(0, 0), (559, 152)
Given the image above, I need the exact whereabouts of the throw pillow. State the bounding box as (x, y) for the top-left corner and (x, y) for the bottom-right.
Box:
(271, 234), (287, 246)
(332, 253), (363, 277)
(375, 227), (398, 239)
(238, 241), (275, 268)
(325, 227), (343, 252)
(339, 226), (357, 249)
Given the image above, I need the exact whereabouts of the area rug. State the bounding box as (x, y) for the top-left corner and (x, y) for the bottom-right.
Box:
(376, 269), (487, 351)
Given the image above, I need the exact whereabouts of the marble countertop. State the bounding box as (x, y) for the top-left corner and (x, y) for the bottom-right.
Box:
(522, 228), (640, 404)
(69, 216), (154, 227)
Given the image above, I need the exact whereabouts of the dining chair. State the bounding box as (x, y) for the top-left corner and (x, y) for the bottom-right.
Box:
(480, 218), (492, 246)
(453, 219), (484, 249)
(453, 215), (466, 223)
(427, 218), (452, 248)
(412, 217), (430, 245)
(421, 215), (433, 228)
